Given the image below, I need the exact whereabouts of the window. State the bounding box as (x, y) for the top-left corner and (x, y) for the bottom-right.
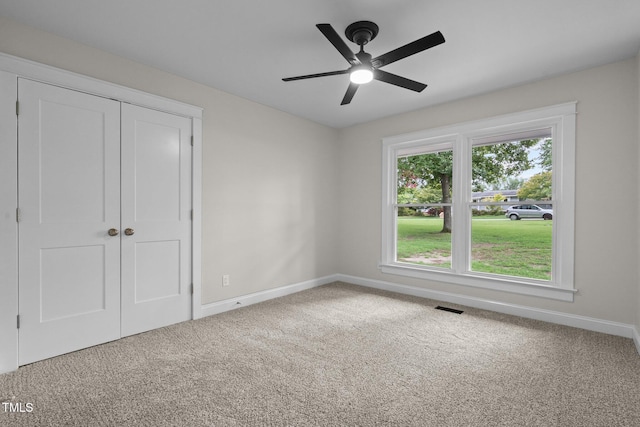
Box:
(381, 103), (576, 301)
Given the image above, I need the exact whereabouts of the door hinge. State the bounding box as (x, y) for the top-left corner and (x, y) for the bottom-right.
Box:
(190, 135), (194, 146)
(17, 315), (20, 329)
(16, 100), (19, 116)
(190, 283), (194, 295)
(190, 210), (193, 220)
(16, 208), (21, 223)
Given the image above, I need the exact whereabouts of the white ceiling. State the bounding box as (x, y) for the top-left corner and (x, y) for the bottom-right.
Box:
(1, 0), (640, 128)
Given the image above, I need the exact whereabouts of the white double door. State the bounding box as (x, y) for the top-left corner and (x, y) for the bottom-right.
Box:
(18, 79), (192, 365)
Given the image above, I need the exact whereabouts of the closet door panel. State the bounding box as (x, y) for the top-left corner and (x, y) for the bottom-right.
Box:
(18, 79), (121, 365)
(120, 104), (192, 337)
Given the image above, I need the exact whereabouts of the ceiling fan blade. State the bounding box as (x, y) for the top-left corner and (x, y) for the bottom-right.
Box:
(374, 69), (427, 92)
(283, 69), (350, 82)
(372, 31), (445, 68)
(316, 23), (359, 65)
(341, 82), (359, 105)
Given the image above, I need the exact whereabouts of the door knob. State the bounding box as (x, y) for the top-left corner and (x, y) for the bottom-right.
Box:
(108, 228), (119, 236)
(124, 228), (135, 236)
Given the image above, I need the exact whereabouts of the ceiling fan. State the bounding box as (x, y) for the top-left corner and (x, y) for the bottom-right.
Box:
(282, 21), (445, 105)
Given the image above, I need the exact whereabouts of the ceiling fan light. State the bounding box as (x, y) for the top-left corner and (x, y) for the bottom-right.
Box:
(350, 68), (374, 84)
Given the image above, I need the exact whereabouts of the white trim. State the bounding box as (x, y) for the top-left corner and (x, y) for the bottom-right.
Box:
(0, 52), (202, 119)
(200, 275), (336, 318)
(335, 274), (638, 340)
(202, 273), (639, 356)
(4, 270), (639, 372)
(383, 102), (577, 145)
(191, 117), (203, 319)
(0, 71), (18, 374)
(379, 263), (576, 301)
(381, 103), (577, 300)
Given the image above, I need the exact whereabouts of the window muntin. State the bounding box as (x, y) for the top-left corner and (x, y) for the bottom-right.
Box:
(381, 103), (576, 301)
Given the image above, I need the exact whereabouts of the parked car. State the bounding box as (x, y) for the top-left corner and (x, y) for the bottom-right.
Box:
(504, 204), (553, 220)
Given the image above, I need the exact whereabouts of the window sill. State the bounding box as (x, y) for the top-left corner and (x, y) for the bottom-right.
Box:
(379, 263), (576, 302)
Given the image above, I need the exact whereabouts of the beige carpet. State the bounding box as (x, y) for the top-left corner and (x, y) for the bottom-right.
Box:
(1, 282), (639, 426)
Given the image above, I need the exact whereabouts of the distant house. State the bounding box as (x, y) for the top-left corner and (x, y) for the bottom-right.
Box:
(471, 190), (519, 209)
(472, 189), (519, 202)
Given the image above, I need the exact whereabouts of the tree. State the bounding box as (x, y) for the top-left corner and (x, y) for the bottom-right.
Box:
(397, 184), (442, 205)
(490, 177), (525, 191)
(398, 150), (454, 231)
(398, 140), (538, 233)
(517, 171), (552, 201)
(538, 138), (552, 171)
(485, 193), (506, 215)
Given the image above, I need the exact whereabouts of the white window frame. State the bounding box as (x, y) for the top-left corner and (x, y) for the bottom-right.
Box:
(381, 103), (576, 301)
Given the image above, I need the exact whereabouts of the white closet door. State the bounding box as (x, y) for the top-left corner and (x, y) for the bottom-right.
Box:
(120, 104), (192, 337)
(18, 79), (121, 365)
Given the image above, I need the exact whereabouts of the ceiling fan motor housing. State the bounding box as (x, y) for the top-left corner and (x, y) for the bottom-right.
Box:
(345, 21), (379, 46)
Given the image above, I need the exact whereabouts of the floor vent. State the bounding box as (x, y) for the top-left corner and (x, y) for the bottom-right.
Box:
(435, 306), (464, 314)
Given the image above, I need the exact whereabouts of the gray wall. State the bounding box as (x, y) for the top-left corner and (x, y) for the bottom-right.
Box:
(0, 16), (340, 305)
(1, 16), (639, 328)
(337, 58), (639, 325)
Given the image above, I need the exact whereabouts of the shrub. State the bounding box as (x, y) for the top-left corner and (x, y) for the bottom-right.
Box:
(398, 207), (414, 216)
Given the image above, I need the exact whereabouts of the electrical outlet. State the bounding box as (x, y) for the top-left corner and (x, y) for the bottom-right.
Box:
(222, 275), (230, 287)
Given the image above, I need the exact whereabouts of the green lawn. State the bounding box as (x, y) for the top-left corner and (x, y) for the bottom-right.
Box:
(397, 216), (552, 280)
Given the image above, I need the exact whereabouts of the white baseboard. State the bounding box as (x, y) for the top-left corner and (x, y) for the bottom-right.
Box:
(199, 273), (639, 357)
(200, 275), (336, 318)
(335, 274), (638, 341)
